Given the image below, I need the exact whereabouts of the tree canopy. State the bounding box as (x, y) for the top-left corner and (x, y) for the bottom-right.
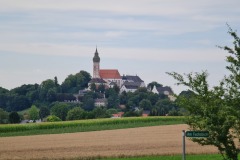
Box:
(168, 26), (240, 160)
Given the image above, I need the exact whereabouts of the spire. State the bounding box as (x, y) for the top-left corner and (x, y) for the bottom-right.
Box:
(93, 47), (100, 62)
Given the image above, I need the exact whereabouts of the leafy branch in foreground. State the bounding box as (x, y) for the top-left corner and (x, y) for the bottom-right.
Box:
(167, 26), (240, 160)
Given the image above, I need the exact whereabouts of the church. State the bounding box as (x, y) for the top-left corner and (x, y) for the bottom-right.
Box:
(88, 48), (146, 92)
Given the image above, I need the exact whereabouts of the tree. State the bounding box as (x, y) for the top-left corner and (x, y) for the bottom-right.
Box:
(90, 83), (96, 92)
(97, 83), (105, 93)
(7, 95), (31, 111)
(139, 99), (152, 110)
(50, 103), (70, 121)
(147, 81), (163, 90)
(39, 106), (50, 120)
(82, 95), (95, 111)
(9, 112), (21, 123)
(39, 79), (56, 101)
(167, 27), (240, 160)
(91, 107), (110, 118)
(29, 105), (39, 122)
(61, 71), (91, 93)
(0, 108), (8, 124)
(66, 107), (85, 120)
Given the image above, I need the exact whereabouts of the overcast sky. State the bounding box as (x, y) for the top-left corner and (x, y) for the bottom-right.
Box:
(0, 0), (240, 94)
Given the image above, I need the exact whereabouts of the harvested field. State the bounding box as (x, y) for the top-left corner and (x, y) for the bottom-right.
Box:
(0, 124), (218, 160)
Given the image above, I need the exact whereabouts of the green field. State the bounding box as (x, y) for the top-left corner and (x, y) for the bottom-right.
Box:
(0, 116), (185, 137)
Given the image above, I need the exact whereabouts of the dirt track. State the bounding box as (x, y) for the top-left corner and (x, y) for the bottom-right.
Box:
(0, 124), (218, 159)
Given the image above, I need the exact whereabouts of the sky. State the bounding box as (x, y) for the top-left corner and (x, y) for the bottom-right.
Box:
(0, 0), (240, 94)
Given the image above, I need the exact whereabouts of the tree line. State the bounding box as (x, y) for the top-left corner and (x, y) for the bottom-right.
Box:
(0, 69), (184, 124)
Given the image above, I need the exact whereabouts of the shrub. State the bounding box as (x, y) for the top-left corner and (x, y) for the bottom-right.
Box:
(9, 112), (21, 124)
(46, 115), (61, 122)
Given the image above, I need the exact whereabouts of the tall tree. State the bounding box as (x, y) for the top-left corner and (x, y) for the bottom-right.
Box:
(147, 81), (163, 90)
(167, 27), (240, 160)
(39, 106), (50, 120)
(29, 105), (39, 122)
(0, 108), (8, 124)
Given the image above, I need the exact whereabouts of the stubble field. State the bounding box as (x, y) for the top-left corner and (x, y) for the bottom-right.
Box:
(0, 124), (218, 160)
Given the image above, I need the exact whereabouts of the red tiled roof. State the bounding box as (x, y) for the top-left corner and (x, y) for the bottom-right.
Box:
(99, 69), (121, 79)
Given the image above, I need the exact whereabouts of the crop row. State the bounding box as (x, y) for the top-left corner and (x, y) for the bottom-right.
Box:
(0, 116), (184, 133)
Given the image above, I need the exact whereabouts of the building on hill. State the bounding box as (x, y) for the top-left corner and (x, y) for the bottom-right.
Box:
(90, 48), (145, 92)
(92, 48), (122, 87)
(120, 75), (146, 93)
(88, 78), (108, 90)
(122, 75), (144, 83)
(94, 98), (107, 107)
(120, 81), (145, 93)
(152, 86), (176, 101)
(93, 48), (100, 78)
(99, 69), (122, 87)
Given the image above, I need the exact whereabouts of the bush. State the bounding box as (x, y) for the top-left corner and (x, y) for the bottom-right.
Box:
(9, 112), (21, 124)
(46, 115), (61, 122)
(66, 107), (85, 120)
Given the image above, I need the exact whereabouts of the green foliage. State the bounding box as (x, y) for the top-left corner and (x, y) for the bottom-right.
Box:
(50, 102), (70, 121)
(91, 107), (110, 118)
(90, 83), (96, 92)
(147, 81), (163, 90)
(0, 108), (9, 124)
(66, 107), (85, 120)
(139, 99), (152, 110)
(61, 70), (91, 93)
(39, 106), (50, 120)
(46, 115), (61, 122)
(106, 108), (118, 115)
(82, 92), (95, 111)
(9, 112), (21, 124)
(28, 105), (39, 121)
(168, 26), (240, 160)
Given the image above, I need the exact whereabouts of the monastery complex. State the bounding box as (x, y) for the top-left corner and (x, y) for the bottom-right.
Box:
(89, 48), (146, 93)
(88, 48), (175, 102)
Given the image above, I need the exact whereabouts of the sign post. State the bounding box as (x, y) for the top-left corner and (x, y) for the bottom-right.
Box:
(186, 131), (209, 138)
(182, 130), (186, 160)
(182, 130), (209, 160)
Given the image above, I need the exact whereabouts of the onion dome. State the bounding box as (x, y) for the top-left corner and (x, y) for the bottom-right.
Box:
(93, 48), (100, 62)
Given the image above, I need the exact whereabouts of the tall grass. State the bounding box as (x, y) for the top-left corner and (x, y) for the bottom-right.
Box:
(0, 116), (184, 137)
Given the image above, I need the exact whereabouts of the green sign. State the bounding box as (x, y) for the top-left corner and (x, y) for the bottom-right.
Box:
(186, 131), (209, 138)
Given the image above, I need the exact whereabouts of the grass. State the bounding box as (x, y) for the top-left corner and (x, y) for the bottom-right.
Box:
(0, 116), (185, 137)
(102, 154), (239, 160)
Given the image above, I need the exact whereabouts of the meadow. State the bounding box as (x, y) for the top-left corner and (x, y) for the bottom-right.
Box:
(0, 116), (185, 137)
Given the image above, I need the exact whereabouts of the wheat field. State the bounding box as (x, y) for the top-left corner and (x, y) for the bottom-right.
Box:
(0, 124), (218, 160)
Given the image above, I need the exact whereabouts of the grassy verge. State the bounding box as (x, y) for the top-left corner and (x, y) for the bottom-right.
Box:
(0, 116), (184, 137)
(103, 154), (237, 160)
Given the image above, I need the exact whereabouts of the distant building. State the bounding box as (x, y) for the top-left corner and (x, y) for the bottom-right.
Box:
(152, 86), (176, 101)
(92, 48), (122, 87)
(90, 48), (145, 93)
(99, 69), (122, 87)
(112, 112), (124, 118)
(120, 75), (146, 93)
(94, 98), (108, 107)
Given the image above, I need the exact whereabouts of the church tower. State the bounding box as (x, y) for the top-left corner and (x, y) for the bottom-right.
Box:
(93, 48), (100, 78)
